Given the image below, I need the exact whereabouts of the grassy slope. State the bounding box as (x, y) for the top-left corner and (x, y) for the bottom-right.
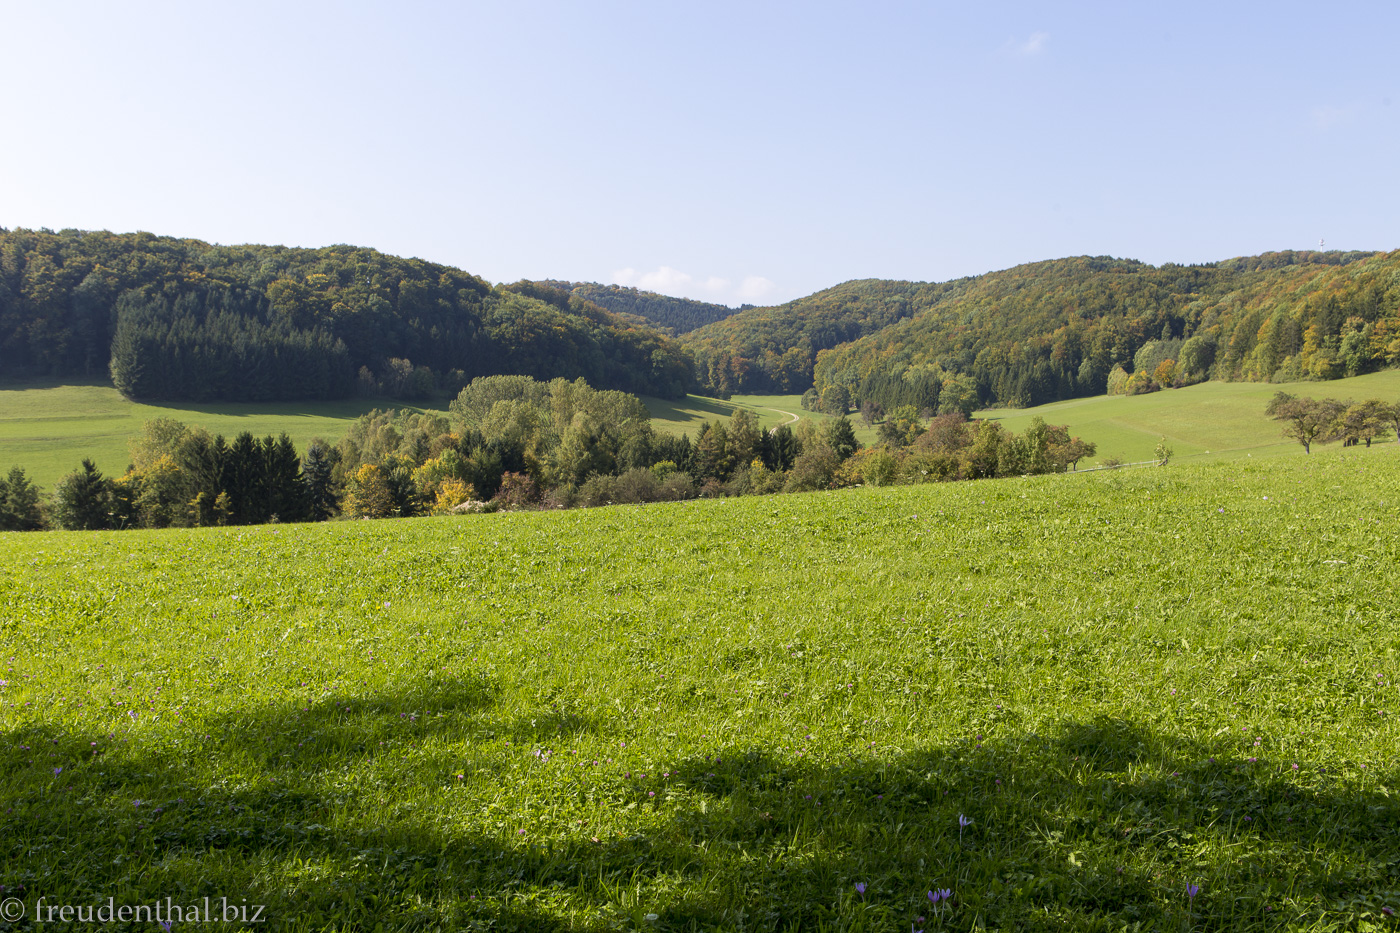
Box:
(0, 380), (448, 489)
(979, 369), (1400, 464)
(1, 448), (1397, 930)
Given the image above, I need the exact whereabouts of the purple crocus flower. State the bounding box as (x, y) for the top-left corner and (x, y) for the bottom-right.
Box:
(1187, 883), (1200, 899)
(854, 882), (866, 895)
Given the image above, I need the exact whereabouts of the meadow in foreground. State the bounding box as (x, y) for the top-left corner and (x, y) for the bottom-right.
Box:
(0, 448), (1396, 931)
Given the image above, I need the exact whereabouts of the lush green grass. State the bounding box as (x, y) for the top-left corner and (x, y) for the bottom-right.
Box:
(2, 446), (1397, 930)
(979, 370), (1400, 465)
(0, 380), (448, 489)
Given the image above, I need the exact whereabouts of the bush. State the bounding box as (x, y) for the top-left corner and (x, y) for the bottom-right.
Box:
(614, 468), (660, 504)
(722, 465), (753, 497)
(578, 474), (619, 508)
(492, 471), (540, 510)
(657, 472), (697, 501)
(785, 444), (840, 492)
(543, 483), (579, 510)
(698, 478), (728, 498)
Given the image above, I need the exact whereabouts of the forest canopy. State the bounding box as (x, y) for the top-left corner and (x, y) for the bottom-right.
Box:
(680, 251), (1400, 409)
(0, 229), (694, 401)
(5, 228), (1396, 414)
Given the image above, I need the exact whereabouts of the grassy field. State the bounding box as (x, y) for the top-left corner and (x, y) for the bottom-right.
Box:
(1, 445), (1397, 930)
(0, 380), (449, 490)
(644, 394), (806, 436)
(5, 371), (1400, 490)
(0, 383), (818, 490)
(979, 370), (1400, 465)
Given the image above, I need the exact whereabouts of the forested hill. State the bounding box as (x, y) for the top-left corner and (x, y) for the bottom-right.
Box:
(681, 250), (1399, 410)
(678, 277), (969, 394)
(0, 229), (693, 401)
(533, 281), (745, 335)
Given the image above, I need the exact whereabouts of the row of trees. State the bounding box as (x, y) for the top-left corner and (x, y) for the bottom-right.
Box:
(5, 376), (1108, 532)
(1266, 393), (1400, 453)
(41, 426), (336, 531)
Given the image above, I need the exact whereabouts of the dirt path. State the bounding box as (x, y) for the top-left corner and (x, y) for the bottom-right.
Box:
(763, 407), (800, 429)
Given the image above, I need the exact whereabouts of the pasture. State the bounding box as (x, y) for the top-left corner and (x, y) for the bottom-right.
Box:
(1, 445), (1396, 930)
(6, 370), (1399, 491)
(0, 380), (449, 491)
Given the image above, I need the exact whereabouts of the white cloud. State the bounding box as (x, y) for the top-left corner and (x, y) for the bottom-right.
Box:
(737, 276), (776, 302)
(1005, 31), (1048, 56)
(611, 265), (773, 307)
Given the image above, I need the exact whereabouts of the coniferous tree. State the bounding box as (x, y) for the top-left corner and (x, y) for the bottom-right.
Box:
(223, 432), (264, 524)
(301, 440), (340, 520)
(0, 466), (45, 531)
(265, 433), (309, 522)
(767, 423), (800, 471)
(51, 459), (114, 530)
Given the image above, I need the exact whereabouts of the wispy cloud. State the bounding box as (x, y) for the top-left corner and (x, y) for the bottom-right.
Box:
(1004, 31), (1049, 56)
(737, 276), (776, 302)
(611, 266), (773, 306)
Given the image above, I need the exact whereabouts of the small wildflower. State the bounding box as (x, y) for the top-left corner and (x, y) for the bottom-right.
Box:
(854, 882), (866, 895)
(1186, 883), (1200, 899)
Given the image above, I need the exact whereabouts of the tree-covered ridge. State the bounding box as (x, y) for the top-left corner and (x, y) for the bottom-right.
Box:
(815, 250), (1397, 412)
(678, 249), (1396, 410)
(0, 228), (693, 400)
(532, 280), (745, 335)
(679, 277), (968, 395)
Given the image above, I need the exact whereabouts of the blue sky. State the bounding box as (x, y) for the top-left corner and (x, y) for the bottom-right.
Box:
(3, 1), (1395, 306)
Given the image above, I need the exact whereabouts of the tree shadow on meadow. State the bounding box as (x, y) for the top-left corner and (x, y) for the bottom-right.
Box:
(2, 701), (1396, 932)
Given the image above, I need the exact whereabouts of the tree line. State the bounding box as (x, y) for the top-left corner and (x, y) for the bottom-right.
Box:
(533, 281), (746, 335)
(1266, 393), (1400, 453)
(2, 377), (1107, 532)
(0, 229), (693, 402)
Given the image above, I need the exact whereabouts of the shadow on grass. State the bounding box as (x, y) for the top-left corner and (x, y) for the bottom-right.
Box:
(2, 705), (1396, 931)
(644, 395), (738, 424)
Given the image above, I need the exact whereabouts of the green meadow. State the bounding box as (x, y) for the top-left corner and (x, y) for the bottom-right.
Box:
(0, 383), (813, 491)
(1, 447), (1397, 930)
(5, 371), (1400, 492)
(0, 381), (449, 490)
(979, 370), (1400, 465)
